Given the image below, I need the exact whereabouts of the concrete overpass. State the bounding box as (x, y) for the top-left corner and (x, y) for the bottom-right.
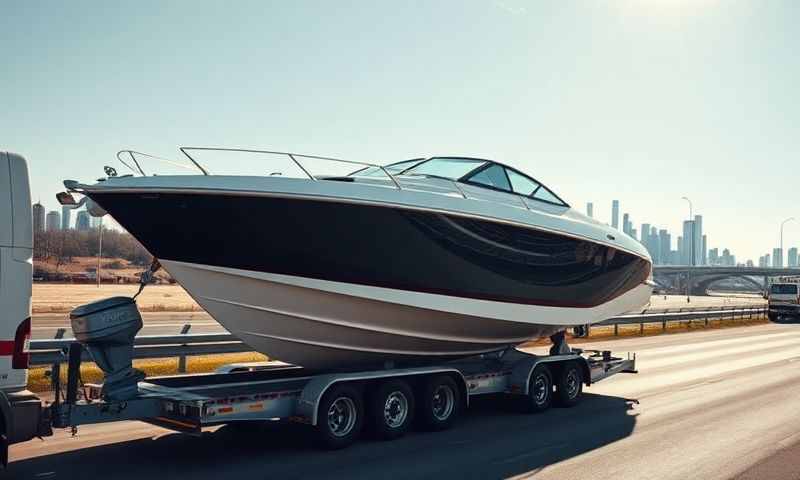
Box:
(652, 266), (800, 296)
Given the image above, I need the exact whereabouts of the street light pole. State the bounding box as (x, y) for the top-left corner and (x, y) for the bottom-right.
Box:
(780, 217), (795, 269)
(97, 217), (104, 288)
(682, 197), (693, 303)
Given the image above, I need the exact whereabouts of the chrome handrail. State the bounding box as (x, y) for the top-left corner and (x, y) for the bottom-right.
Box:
(116, 150), (199, 177)
(178, 146), (403, 190)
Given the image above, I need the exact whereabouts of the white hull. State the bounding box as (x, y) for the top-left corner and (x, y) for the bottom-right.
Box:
(162, 260), (652, 369)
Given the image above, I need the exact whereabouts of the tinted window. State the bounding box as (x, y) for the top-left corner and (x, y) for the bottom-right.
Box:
(404, 157), (487, 179)
(467, 164), (511, 191)
(533, 187), (563, 205)
(350, 159), (425, 177)
(771, 284), (798, 295)
(506, 169), (540, 195)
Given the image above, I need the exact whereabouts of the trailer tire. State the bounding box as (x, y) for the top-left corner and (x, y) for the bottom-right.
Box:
(315, 384), (364, 449)
(523, 365), (553, 413)
(417, 375), (460, 431)
(368, 379), (415, 440)
(554, 361), (583, 407)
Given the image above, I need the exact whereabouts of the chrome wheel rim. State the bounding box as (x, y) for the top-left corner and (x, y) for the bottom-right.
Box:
(533, 374), (549, 405)
(432, 384), (455, 421)
(565, 369), (580, 399)
(383, 391), (409, 428)
(327, 396), (357, 437)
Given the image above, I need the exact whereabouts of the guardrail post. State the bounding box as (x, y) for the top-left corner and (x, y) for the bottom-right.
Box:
(662, 320), (667, 332)
(640, 322), (644, 335)
(178, 324), (191, 373)
(614, 323), (618, 336)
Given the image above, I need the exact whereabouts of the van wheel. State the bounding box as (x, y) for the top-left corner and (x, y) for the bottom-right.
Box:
(315, 384), (364, 449)
(555, 362), (583, 407)
(369, 379), (414, 440)
(418, 375), (460, 431)
(523, 365), (553, 413)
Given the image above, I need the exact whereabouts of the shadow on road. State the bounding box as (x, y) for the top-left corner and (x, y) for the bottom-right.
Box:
(10, 393), (637, 479)
(769, 317), (800, 325)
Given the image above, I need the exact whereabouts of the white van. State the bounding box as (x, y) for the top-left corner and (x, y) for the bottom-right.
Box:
(767, 281), (800, 321)
(0, 151), (42, 464)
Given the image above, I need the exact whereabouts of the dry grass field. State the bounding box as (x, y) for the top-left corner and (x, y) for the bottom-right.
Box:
(33, 283), (201, 313)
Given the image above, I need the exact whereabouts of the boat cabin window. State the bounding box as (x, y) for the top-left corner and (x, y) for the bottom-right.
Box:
(467, 164), (511, 191)
(403, 157), (487, 180)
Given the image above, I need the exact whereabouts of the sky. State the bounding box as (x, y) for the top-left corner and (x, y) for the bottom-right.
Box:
(2, 0), (799, 263)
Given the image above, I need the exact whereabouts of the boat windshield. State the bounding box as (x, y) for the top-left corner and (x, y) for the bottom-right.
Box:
(402, 157), (487, 179)
(771, 284), (798, 295)
(349, 159), (426, 178)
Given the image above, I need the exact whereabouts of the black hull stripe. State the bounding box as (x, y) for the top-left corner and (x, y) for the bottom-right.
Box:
(89, 191), (651, 309)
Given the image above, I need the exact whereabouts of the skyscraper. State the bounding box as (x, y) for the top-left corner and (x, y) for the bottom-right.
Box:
(682, 220), (695, 265)
(659, 229), (671, 265)
(611, 200), (619, 230)
(649, 226), (660, 264)
(773, 248), (782, 268)
(789, 247), (799, 268)
(709, 248), (719, 266)
(45, 210), (61, 231)
(61, 205), (72, 230)
(677, 236), (683, 264)
(701, 234), (707, 266)
(694, 215), (704, 266)
(32, 202), (45, 233)
(622, 213), (630, 236)
(76, 210), (91, 232)
(586, 202), (593, 218)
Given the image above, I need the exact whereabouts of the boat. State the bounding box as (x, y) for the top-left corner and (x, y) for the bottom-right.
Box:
(61, 147), (653, 369)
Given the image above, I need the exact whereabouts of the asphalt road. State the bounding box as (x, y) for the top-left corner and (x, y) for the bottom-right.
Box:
(9, 322), (800, 479)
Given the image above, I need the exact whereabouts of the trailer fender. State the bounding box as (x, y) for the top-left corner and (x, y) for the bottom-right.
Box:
(508, 354), (589, 396)
(296, 367), (465, 426)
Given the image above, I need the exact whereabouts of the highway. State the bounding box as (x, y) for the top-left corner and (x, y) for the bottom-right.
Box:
(10, 322), (800, 479)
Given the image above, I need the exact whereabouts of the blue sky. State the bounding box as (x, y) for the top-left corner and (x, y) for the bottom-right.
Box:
(2, 0), (798, 262)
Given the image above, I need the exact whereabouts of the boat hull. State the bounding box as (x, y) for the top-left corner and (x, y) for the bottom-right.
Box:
(161, 260), (651, 369)
(83, 186), (653, 368)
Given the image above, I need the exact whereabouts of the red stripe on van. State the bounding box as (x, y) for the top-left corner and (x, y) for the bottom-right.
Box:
(0, 341), (14, 355)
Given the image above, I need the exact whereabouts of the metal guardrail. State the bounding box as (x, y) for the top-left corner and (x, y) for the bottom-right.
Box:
(29, 304), (768, 367)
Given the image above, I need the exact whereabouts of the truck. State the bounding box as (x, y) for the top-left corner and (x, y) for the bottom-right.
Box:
(767, 280), (800, 322)
(0, 151), (637, 467)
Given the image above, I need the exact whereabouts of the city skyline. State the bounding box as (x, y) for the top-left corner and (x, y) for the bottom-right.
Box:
(3, 2), (800, 263)
(596, 199), (798, 268)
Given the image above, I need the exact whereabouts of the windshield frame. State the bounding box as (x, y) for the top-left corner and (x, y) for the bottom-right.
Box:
(350, 155), (570, 208)
(458, 160), (569, 208)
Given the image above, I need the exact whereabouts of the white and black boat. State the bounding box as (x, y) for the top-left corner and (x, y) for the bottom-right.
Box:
(62, 147), (653, 369)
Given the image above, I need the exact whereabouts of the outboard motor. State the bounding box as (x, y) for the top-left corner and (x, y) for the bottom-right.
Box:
(70, 297), (144, 400)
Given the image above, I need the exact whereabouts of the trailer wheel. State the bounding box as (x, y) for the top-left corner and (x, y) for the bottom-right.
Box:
(316, 384), (364, 449)
(369, 379), (415, 440)
(554, 361), (583, 407)
(418, 375), (460, 431)
(523, 365), (553, 413)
